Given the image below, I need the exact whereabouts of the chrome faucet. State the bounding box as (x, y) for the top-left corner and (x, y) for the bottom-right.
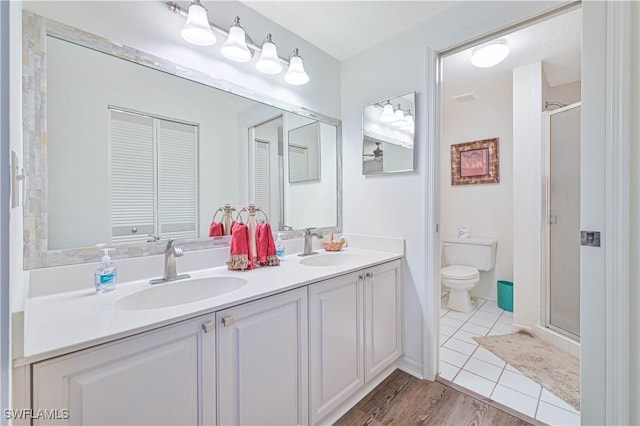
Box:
(298, 228), (323, 257)
(150, 240), (191, 284)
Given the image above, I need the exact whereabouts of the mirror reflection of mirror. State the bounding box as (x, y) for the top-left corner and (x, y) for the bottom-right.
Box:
(288, 122), (320, 184)
(45, 33), (339, 251)
(362, 92), (416, 175)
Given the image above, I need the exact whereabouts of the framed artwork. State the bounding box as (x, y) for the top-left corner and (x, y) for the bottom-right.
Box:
(451, 137), (499, 185)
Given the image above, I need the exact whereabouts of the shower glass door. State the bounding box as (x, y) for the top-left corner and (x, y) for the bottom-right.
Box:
(546, 103), (581, 339)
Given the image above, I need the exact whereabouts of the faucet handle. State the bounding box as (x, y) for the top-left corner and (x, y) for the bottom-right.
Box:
(165, 239), (175, 250)
(304, 228), (315, 235)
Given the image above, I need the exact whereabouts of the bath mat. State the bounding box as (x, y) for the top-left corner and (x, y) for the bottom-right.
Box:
(473, 330), (580, 411)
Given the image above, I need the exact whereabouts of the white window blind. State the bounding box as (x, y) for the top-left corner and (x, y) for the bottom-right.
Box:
(254, 140), (270, 213)
(158, 119), (197, 240)
(110, 110), (156, 243)
(110, 109), (198, 243)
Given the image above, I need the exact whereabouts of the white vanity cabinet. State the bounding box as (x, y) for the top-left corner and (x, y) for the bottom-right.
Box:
(309, 271), (365, 424)
(31, 313), (216, 426)
(309, 259), (401, 424)
(363, 260), (403, 381)
(216, 287), (308, 426)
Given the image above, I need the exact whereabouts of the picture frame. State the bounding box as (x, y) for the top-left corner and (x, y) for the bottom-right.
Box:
(451, 137), (500, 185)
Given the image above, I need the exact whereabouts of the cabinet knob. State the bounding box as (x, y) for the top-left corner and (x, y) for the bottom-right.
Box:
(131, 227), (138, 233)
(202, 320), (215, 333)
(222, 316), (234, 327)
(366, 272), (373, 279)
(358, 275), (364, 281)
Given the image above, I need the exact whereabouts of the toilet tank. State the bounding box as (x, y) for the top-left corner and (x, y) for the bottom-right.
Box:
(441, 237), (498, 271)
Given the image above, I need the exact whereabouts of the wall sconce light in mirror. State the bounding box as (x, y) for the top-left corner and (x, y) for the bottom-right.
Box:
(362, 92), (415, 175)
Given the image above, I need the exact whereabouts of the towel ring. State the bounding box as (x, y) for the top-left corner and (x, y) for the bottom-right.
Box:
(235, 209), (247, 224)
(211, 207), (224, 222)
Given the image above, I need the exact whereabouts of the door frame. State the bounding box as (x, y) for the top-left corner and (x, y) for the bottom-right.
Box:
(426, 2), (632, 424)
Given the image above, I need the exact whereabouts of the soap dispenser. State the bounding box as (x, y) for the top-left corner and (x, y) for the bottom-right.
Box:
(276, 233), (285, 259)
(94, 248), (117, 294)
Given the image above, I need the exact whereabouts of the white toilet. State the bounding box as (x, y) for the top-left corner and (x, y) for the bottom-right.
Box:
(441, 237), (497, 312)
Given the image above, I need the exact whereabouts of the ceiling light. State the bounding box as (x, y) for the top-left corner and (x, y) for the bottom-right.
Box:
(255, 34), (283, 75)
(379, 101), (395, 123)
(221, 17), (252, 62)
(471, 39), (509, 68)
(284, 48), (309, 85)
(181, 0), (216, 46)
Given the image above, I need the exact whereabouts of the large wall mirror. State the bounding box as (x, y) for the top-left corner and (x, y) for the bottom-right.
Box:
(362, 92), (415, 175)
(22, 12), (342, 268)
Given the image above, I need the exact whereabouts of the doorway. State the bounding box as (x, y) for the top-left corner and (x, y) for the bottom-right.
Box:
(436, 6), (582, 424)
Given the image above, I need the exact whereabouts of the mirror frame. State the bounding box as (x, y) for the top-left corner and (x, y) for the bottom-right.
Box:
(22, 11), (342, 269)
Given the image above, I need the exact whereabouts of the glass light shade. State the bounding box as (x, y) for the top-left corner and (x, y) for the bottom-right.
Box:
(402, 114), (415, 131)
(284, 55), (309, 85)
(181, 3), (216, 46)
(391, 107), (405, 126)
(471, 40), (509, 68)
(221, 25), (251, 62)
(379, 103), (395, 122)
(374, 154), (383, 162)
(255, 41), (283, 75)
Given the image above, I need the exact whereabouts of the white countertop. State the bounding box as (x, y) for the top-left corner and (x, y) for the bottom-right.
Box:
(18, 247), (402, 366)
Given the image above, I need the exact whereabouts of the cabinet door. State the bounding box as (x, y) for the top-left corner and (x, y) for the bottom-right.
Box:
(364, 260), (402, 382)
(309, 272), (364, 424)
(32, 314), (216, 426)
(217, 287), (308, 425)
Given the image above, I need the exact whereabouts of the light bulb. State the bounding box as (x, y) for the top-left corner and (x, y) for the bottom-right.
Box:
(391, 106), (405, 126)
(181, 1), (216, 46)
(471, 39), (509, 68)
(255, 34), (283, 75)
(221, 17), (251, 62)
(284, 49), (309, 85)
(379, 102), (395, 123)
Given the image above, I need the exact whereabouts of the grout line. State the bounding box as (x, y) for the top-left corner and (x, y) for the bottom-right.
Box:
(533, 385), (543, 419)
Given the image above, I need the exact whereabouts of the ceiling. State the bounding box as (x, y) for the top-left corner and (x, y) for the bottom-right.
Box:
(240, 1), (458, 61)
(443, 8), (582, 109)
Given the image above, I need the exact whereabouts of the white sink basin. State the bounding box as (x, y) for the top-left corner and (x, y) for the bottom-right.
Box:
(114, 276), (247, 310)
(299, 253), (360, 267)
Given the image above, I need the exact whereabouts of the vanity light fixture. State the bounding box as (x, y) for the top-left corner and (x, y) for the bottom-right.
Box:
(284, 48), (310, 85)
(471, 39), (509, 68)
(391, 105), (406, 127)
(379, 101), (396, 123)
(402, 110), (414, 131)
(167, 2), (309, 85)
(255, 34), (283, 75)
(221, 17), (252, 62)
(181, 0), (216, 46)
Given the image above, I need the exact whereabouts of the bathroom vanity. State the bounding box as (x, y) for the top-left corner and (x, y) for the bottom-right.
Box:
(13, 242), (403, 425)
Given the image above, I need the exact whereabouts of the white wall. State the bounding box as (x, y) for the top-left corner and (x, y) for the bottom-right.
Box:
(512, 62), (543, 330)
(441, 94), (513, 301)
(547, 80), (581, 105)
(341, 1), (565, 376)
(629, 3), (640, 424)
(47, 37), (243, 248)
(629, 2), (640, 423)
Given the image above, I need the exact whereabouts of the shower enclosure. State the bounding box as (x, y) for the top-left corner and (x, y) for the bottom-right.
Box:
(543, 102), (581, 340)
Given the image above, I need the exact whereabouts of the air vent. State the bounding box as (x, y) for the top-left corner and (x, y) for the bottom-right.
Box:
(451, 92), (478, 103)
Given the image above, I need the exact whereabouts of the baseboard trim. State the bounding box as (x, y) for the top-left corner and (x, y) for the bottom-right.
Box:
(435, 376), (546, 426)
(397, 356), (423, 380)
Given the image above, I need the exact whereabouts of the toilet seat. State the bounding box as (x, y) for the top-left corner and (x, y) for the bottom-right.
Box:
(441, 265), (479, 280)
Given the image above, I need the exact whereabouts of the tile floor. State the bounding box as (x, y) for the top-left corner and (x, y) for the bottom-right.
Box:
(439, 292), (580, 425)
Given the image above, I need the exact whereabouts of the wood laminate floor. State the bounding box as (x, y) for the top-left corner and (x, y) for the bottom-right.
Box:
(335, 370), (534, 426)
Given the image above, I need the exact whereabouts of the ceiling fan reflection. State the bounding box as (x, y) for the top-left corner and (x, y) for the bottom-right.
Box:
(364, 141), (383, 162)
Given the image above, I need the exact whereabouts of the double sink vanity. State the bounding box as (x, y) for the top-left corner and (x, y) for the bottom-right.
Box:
(13, 237), (404, 425)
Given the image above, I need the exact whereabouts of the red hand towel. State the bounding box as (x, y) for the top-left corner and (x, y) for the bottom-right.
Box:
(209, 221), (224, 237)
(256, 223), (280, 266)
(226, 221), (254, 270)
